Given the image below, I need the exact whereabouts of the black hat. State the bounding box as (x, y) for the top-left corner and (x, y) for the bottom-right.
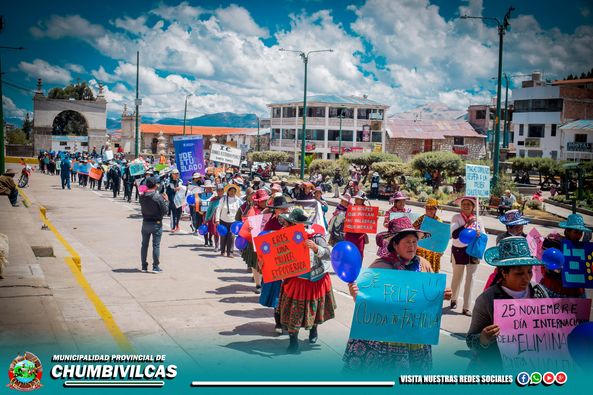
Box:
(145, 177), (158, 189)
(267, 194), (293, 209)
(279, 208), (311, 224)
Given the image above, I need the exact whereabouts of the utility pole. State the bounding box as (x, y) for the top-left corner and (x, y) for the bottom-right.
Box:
(182, 93), (192, 135)
(134, 51), (140, 157)
(279, 48), (333, 180)
(461, 6), (514, 189)
(338, 108), (345, 158)
(503, 73), (510, 148)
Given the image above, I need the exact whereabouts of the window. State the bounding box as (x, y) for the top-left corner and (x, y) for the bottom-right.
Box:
(528, 124), (545, 138)
(513, 99), (563, 113)
(282, 107), (296, 118)
(527, 150), (543, 158)
(575, 134), (588, 143)
(509, 132), (515, 142)
(475, 110), (486, 119)
(272, 129), (281, 140)
(519, 124), (524, 136)
(283, 129), (296, 140)
(550, 151), (558, 160)
(297, 129), (325, 141)
(453, 137), (465, 146)
(298, 107), (325, 118)
(519, 149), (525, 157)
(329, 107), (354, 118)
(272, 108), (281, 118)
(551, 124), (557, 137)
(371, 131), (382, 142)
(357, 108), (384, 120)
(518, 141), (525, 146)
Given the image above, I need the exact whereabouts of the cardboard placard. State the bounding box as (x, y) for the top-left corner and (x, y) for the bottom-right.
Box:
(562, 240), (593, 288)
(344, 205), (379, 234)
(210, 143), (242, 166)
(349, 269), (446, 345)
(417, 216), (451, 254)
(88, 167), (103, 180)
(254, 224), (311, 283)
(494, 298), (591, 371)
(129, 163), (145, 177)
(465, 164), (491, 198)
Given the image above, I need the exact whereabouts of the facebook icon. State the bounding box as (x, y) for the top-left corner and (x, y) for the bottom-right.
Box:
(516, 372), (530, 386)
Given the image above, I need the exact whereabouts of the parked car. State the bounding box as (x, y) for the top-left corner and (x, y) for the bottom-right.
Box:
(275, 162), (294, 173)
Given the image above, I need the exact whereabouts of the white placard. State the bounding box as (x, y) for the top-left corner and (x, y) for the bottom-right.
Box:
(210, 143), (242, 166)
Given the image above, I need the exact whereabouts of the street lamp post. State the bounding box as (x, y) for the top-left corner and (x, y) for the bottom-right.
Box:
(182, 93), (192, 136)
(134, 51), (141, 158)
(503, 73), (510, 149)
(0, 44), (25, 174)
(461, 6), (514, 189)
(279, 48), (333, 180)
(338, 108), (345, 158)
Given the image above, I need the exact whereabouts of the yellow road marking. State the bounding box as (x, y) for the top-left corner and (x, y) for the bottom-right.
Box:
(38, 206), (134, 352)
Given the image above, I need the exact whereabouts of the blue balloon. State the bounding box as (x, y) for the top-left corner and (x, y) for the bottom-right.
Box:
(542, 247), (564, 270)
(186, 194), (196, 205)
(258, 230), (271, 237)
(198, 224), (208, 235)
(217, 224), (228, 237)
(331, 241), (362, 283)
(568, 322), (593, 370)
(235, 236), (248, 250)
(459, 228), (477, 244)
(231, 221), (243, 236)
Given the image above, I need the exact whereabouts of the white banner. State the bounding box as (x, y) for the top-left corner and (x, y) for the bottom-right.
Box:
(210, 143), (242, 166)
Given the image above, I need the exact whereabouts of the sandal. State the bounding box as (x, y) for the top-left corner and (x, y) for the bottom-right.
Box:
(462, 309), (472, 317)
(450, 301), (457, 309)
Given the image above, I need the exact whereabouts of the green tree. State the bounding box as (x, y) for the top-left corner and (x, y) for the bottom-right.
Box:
(410, 151), (464, 178)
(342, 152), (400, 183)
(248, 151), (291, 175)
(22, 113), (33, 140)
(52, 110), (88, 135)
(308, 159), (349, 178)
(6, 128), (29, 144)
(370, 161), (411, 186)
(48, 81), (95, 101)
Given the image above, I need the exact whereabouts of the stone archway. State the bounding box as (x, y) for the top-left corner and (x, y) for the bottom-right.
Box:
(52, 110), (89, 136)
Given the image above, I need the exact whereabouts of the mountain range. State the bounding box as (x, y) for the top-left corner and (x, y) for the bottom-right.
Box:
(390, 102), (467, 120)
(106, 112), (258, 130)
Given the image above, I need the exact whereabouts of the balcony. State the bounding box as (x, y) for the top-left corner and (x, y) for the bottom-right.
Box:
(270, 139), (376, 152)
(524, 138), (541, 148)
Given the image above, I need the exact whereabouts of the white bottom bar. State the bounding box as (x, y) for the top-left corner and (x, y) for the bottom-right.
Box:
(64, 380), (164, 387)
(191, 381), (395, 387)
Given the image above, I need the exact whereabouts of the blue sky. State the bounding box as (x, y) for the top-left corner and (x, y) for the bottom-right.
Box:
(2, 0), (592, 122)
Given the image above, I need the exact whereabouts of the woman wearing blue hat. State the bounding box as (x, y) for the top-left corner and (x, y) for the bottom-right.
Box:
(466, 237), (545, 371)
(495, 209), (529, 245)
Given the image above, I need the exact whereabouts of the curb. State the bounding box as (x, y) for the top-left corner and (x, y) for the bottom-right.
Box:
(544, 198), (593, 217)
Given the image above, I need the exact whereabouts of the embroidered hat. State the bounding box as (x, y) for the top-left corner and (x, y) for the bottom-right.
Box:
(499, 209), (530, 226)
(339, 193), (352, 204)
(376, 216), (431, 250)
(280, 207), (311, 224)
(558, 214), (592, 233)
(252, 189), (270, 202)
(484, 236), (544, 267)
(425, 198), (439, 208)
(389, 191), (407, 202)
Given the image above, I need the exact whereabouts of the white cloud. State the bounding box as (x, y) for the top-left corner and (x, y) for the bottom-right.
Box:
(111, 15), (149, 35)
(3, 96), (26, 118)
(18, 59), (72, 84)
(215, 4), (269, 38)
(66, 63), (85, 73)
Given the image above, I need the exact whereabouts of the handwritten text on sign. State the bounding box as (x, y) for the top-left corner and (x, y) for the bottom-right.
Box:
(494, 298), (591, 372)
(349, 269), (446, 345)
(88, 167), (103, 181)
(254, 224), (311, 283)
(465, 164), (491, 198)
(344, 206), (379, 234)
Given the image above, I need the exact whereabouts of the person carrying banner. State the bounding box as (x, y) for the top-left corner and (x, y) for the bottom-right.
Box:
(413, 198), (443, 272)
(327, 193), (351, 246)
(139, 177), (169, 273)
(450, 196), (484, 316)
(277, 208), (336, 354)
(166, 169), (183, 232)
(344, 217), (452, 371)
(383, 191), (411, 227)
(344, 191), (369, 259)
(259, 194), (293, 333)
(206, 184), (225, 251)
(215, 184), (242, 257)
(466, 237), (545, 371)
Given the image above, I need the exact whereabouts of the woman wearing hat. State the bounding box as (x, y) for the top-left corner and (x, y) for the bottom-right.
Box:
(534, 214), (591, 299)
(344, 217), (452, 371)
(370, 172), (380, 199)
(344, 191), (369, 259)
(241, 189), (270, 291)
(496, 209), (529, 244)
(197, 181), (214, 245)
(187, 173), (203, 234)
(215, 184), (243, 258)
(384, 191), (411, 227)
(327, 193), (351, 246)
(413, 198), (443, 272)
(277, 208), (336, 353)
(313, 187), (329, 228)
(450, 196), (484, 316)
(466, 237), (545, 370)
(205, 184), (225, 251)
(259, 194), (294, 333)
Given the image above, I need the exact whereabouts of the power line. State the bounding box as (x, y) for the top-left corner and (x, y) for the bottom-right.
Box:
(2, 79), (35, 93)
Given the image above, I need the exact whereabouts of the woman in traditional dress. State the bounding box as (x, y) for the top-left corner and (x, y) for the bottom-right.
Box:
(412, 198), (443, 272)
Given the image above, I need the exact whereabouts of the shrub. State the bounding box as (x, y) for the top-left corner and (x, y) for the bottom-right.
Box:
(308, 159), (349, 178)
(370, 161), (411, 187)
(342, 152), (400, 183)
(248, 151), (291, 175)
(527, 199), (543, 210)
(411, 151), (464, 178)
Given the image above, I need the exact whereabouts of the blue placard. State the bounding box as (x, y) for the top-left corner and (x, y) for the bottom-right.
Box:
(173, 136), (205, 183)
(562, 239), (593, 288)
(417, 216), (451, 254)
(465, 164), (491, 198)
(78, 163), (91, 175)
(72, 162), (80, 173)
(129, 163), (145, 177)
(349, 268), (446, 345)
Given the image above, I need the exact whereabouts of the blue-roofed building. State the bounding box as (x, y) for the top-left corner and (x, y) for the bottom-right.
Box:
(560, 120), (593, 161)
(267, 95), (389, 161)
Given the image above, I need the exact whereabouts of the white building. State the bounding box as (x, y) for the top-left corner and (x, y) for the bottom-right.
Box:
(559, 120), (593, 161)
(267, 95), (389, 161)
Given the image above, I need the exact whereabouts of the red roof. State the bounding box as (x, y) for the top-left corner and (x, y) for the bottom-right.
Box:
(115, 124), (258, 136)
(385, 119), (484, 140)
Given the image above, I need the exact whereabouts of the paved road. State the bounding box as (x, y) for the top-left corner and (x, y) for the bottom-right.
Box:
(4, 171), (574, 375)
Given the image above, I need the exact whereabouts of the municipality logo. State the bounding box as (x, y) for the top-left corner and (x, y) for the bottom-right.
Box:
(7, 352), (43, 391)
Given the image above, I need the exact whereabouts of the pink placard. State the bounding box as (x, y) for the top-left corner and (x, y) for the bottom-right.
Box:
(494, 298), (591, 372)
(527, 228), (544, 283)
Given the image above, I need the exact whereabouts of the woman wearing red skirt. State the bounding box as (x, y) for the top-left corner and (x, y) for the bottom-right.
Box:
(343, 191), (369, 260)
(278, 208), (336, 354)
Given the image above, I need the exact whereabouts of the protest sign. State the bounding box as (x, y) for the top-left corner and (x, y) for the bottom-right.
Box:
(344, 206), (379, 233)
(78, 163), (90, 175)
(465, 164), (491, 198)
(494, 298), (591, 371)
(254, 224), (311, 283)
(246, 213), (272, 250)
(350, 269), (446, 345)
(129, 163), (145, 177)
(389, 211), (420, 223)
(295, 200), (327, 232)
(527, 228), (544, 283)
(173, 135), (205, 182)
(72, 162), (80, 173)
(417, 216), (450, 254)
(154, 164), (168, 172)
(104, 150), (113, 161)
(210, 143), (242, 166)
(561, 240), (593, 288)
(88, 167), (103, 180)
